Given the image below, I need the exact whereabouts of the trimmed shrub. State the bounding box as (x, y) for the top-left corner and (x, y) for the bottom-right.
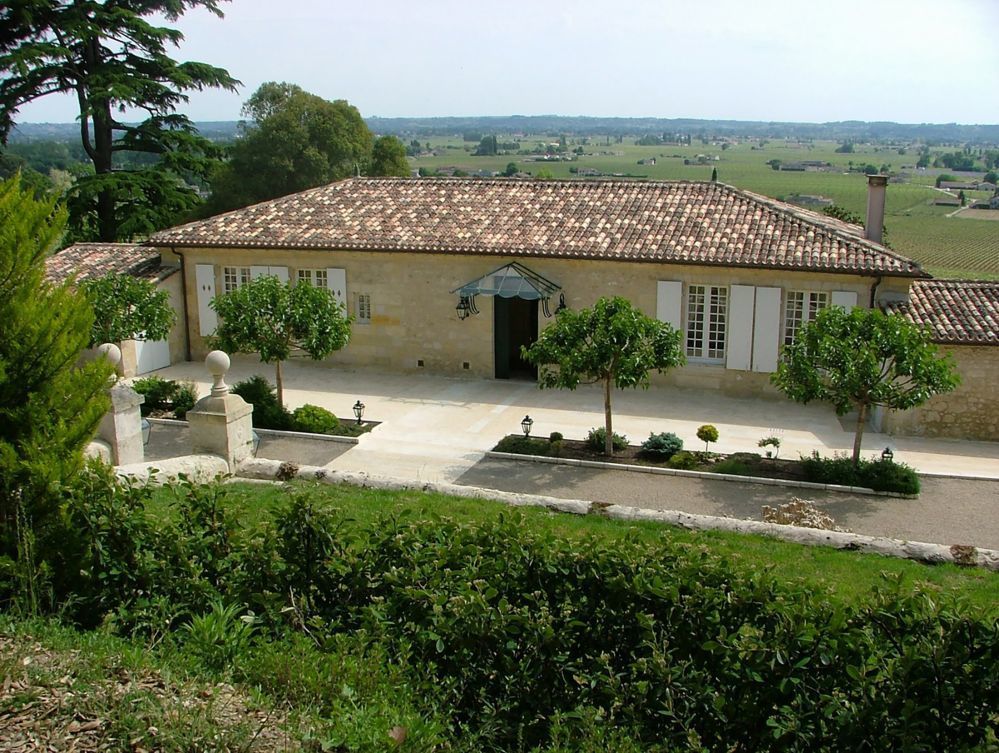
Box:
(696, 423), (719, 451)
(548, 431), (564, 443)
(292, 404), (340, 434)
(801, 452), (920, 494)
(710, 458), (753, 476)
(171, 382), (198, 419)
(132, 375), (178, 415)
(640, 431), (683, 460)
(232, 376), (293, 430)
(667, 450), (699, 470)
(585, 427), (628, 452)
(494, 435), (551, 456)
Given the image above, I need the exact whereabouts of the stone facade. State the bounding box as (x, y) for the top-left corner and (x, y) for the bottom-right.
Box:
(882, 345), (999, 442)
(173, 247), (900, 398)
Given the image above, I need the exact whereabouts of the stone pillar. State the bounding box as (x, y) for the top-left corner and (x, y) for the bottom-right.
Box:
(95, 343), (146, 465)
(186, 350), (254, 471)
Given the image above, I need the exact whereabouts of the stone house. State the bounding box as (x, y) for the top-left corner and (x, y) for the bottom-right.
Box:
(884, 280), (998, 441)
(147, 176), (996, 441)
(45, 242), (186, 377)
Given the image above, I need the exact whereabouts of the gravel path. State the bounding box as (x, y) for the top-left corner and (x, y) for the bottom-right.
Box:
(454, 458), (999, 550)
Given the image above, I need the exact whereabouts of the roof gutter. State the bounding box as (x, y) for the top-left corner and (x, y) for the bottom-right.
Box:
(869, 275), (883, 309)
(171, 246), (193, 362)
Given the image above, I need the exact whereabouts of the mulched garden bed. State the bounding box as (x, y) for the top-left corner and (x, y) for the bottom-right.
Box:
(493, 435), (809, 482)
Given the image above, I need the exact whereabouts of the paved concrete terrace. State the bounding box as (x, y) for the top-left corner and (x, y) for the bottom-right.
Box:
(153, 356), (999, 482)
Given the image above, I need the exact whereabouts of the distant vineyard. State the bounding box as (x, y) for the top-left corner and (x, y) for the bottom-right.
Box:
(890, 216), (999, 279)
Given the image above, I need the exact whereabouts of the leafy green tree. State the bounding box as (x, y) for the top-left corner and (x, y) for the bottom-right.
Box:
(523, 297), (685, 455)
(0, 175), (113, 557)
(79, 272), (176, 347)
(206, 82), (373, 213)
(984, 171), (998, 185)
(370, 136), (411, 177)
(210, 275), (352, 406)
(772, 306), (959, 467)
(503, 162), (518, 177)
(0, 1), (239, 242)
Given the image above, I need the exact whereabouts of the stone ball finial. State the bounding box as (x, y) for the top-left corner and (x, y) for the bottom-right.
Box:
(205, 350), (231, 397)
(97, 342), (122, 367)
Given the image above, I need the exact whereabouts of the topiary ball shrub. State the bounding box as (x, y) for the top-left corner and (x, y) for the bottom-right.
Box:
(548, 431), (564, 443)
(667, 450), (700, 470)
(171, 382), (198, 419)
(586, 427), (628, 452)
(232, 375), (293, 430)
(292, 404), (340, 434)
(640, 431), (684, 460)
(696, 424), (719, 451)
(132, 375), (178, 415)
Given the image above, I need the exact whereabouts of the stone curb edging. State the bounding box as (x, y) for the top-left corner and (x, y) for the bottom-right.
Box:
(236, 457), (998, 571)
(147, 417), (361, 445)
(486, 451), (916, 498)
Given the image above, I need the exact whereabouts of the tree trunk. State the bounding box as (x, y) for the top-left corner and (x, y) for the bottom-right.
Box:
(275, 360), (284, 408)
(603, 376), (613, 456)
(86, 38), (117, 242)
(852, 403), (868, 467)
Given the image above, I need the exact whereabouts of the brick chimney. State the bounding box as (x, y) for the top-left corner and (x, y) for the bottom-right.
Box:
(865, 174), (888, 244)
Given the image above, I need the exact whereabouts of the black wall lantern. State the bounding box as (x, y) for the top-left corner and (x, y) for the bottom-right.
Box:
(881, 446), (894, 462)
(353, 400), (365, 425)
(521, 415), (534, 437)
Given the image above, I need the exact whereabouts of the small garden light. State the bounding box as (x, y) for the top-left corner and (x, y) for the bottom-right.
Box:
(353, 399), (365, 425)
(881, 446), (894, 462)
(141, 417), (151, 446)
(521, 414), (534, 437)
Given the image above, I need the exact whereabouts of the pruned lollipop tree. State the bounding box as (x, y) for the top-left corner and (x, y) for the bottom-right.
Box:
(523, 296), (685, 455)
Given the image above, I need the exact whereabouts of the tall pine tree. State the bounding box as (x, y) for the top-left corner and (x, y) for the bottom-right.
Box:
(0, 1), (239, 241)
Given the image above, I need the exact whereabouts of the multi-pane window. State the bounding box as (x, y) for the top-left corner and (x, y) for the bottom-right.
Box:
(297, 268), (329, 288)
(686, 285), (727, 360)
(356, 293), (372, 323)
(222, 266), (250, 293)
(784, 291), (829, 346)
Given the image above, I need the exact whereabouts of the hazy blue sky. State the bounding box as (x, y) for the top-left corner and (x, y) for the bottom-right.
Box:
(15, 0), (999, 124)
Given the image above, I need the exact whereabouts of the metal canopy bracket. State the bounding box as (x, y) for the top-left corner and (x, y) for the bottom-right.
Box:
(450, 262), (562, 319)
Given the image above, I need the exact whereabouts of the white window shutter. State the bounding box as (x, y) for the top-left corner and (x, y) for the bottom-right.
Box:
(726, 285), (754, 371)
(249, 265), (269, 280)
(656, 281), (682, 330)
(327, 268), (347, 311)
(195, 264), (217, 336)
(271, 266), (289, 283)
(752, 287), (782, 373)
(831, 290), (858, 310)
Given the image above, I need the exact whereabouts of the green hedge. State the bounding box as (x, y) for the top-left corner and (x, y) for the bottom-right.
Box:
(7, 471), (994, 751)
(802, 452), (921, 494)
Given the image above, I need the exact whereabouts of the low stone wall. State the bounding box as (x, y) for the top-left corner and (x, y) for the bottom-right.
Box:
(884, 345), (999, 442)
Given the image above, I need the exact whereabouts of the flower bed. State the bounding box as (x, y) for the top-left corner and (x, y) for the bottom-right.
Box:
(492, 434), (920, 494)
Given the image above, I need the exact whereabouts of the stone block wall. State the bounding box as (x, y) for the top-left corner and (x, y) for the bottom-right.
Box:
(882, 345), (999, 442)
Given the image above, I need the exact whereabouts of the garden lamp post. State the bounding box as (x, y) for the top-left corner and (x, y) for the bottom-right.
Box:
(353, 400), (365, 425)
(521, 415), (534, 437)
(881, 446), (894, 462)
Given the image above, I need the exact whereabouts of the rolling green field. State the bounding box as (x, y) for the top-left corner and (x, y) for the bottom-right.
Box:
(410, 138), (999, 279)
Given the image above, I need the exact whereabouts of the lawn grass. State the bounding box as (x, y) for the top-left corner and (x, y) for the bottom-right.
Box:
(410, 137), (998, 278)
(149, 480), (999, 614)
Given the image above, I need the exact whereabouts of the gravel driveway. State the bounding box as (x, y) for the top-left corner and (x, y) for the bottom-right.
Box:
(454, 458), (999, 551)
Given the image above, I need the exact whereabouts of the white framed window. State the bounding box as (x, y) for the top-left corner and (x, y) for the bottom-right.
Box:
(784, 291), (829, 346)
(223, 266), (250, 293)
(686, 284), (727, 360)
(356, 293), (371, 323)
(297, 268), (329, 288)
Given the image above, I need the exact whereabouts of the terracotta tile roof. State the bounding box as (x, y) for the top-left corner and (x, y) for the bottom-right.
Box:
(885, 279), (999, 345)
(148, 178), (926, 277)
(45, 243), (177, 284)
